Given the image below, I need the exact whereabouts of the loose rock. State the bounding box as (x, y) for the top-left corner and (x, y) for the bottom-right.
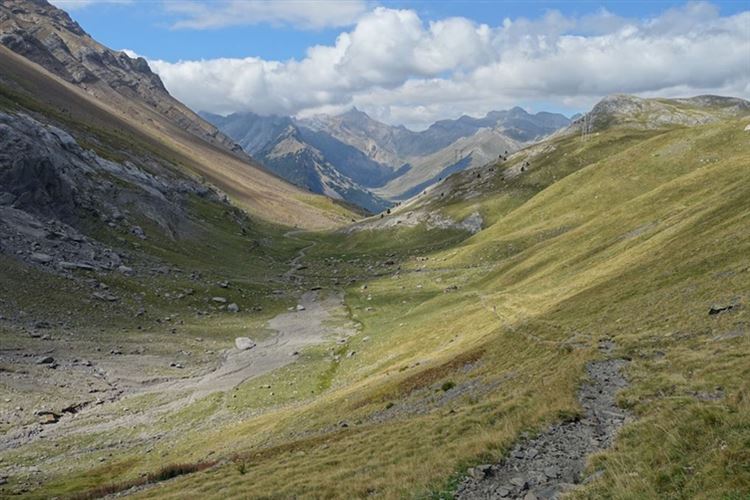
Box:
(235, 337), (256, 350)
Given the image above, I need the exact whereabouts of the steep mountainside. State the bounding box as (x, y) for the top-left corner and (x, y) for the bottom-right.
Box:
(0, 4), (353, 230)
(300, 107), (407, 166)
(0, 0), (246, 158)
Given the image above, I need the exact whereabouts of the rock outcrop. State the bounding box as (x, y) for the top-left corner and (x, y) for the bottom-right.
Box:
(0, 111), (228, 273)
(571, 94), (750, 133)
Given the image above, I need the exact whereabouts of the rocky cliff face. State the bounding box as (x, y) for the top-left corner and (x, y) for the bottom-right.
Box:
(0, 111), (228, 274)
(0, 0), (247, 158)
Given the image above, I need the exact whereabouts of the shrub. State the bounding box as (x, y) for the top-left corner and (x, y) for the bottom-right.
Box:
(441, 381), (456, 392)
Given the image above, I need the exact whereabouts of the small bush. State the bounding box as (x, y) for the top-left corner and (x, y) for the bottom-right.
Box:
(441, 381), (456, 392)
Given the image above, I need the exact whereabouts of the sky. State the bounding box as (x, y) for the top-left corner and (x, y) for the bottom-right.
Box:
(53, 0), (750, 130)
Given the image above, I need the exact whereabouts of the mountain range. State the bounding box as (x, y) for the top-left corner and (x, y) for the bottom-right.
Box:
(202, 106), (571, 212)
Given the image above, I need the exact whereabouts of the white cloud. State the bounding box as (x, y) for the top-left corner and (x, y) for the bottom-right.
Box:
(165, 0), (368, 30)
(147, 2), (750, 129)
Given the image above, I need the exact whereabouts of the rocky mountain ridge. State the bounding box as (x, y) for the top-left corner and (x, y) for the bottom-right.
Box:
(0, 0), (246, 158)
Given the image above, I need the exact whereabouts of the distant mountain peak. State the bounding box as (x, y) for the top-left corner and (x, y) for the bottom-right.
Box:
(340, 106), (375, 122)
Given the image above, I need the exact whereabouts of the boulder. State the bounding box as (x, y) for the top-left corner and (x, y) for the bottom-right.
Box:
(468, 464), (492, 480)
(709, 303), (735, 315)
(30, 252), (53, 264)
(212, 296), (227, 304)
(227, 303), (240, 313)
(117, 265), (134, 275)
(295, 304), (306, 311)
(36, 356), (54, 364)
(130, 226), (146, 239)
(235, 337), (256, 350)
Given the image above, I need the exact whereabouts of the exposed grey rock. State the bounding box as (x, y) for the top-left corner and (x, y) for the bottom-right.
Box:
(709, 303), (736, 315)
(295, 304), (306, 311)
(456, 341), (630, 499)
(130, 226), (146, 240)
(30, 253), (53, 264)
(117, 265), (134, 275)
(227, 303), (240, 313)
(0, 112), (230, 278)
(0, 192), (16, 205)
(234, 337), (256, 351)
(36, 356), (54, 364)
(212, 297), (227, 304)
(570, 94), (750, 134)
(510, 477), (528, 489)
(92, 292), (118, 302)
(59, 261), (95, 271)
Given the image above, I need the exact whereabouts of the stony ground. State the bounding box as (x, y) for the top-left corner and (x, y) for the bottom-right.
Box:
(147, 289), (356, 399)
(455, 340), (630, 499)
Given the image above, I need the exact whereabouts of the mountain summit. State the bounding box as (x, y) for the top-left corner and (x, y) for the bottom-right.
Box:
(0, 0), (246, 158)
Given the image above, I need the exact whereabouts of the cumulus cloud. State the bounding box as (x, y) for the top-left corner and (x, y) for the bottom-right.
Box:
(165, 0), (368, 30)
(148, 2), (750, 129)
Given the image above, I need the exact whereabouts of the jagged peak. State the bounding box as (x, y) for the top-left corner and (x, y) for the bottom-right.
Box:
(339, 106), (377, 125)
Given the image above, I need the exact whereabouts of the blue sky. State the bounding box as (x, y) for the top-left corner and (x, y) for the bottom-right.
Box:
(62, 1), (748, 62)
(54, 1), (750, 128)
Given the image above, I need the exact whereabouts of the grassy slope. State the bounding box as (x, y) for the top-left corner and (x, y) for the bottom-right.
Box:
(62, 118), (746, 499)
